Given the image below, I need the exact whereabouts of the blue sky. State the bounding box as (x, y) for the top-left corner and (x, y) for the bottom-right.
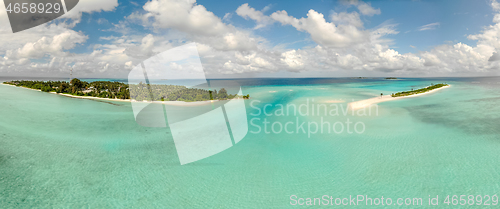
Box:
(2, 0), (500, 78)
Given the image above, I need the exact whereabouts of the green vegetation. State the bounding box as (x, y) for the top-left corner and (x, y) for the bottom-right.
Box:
(3, 79), (250, 102)
(129, 82), (248, 102)
(4, 79), (130, 99)
(391, 83), (448, 97)
(385, 77), (397, 79)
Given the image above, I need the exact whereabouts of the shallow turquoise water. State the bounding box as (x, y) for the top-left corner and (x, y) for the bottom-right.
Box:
(0, 78), (499, 208)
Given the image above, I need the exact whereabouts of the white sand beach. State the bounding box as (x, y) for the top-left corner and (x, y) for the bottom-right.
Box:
(48, 92), (133, 103)
(348, 85), (450, 110)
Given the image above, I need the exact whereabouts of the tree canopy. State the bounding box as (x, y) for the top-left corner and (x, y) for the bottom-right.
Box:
(391, 83), (448, 97)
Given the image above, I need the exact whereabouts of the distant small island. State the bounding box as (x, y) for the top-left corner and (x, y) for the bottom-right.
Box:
(391, 83), (448, 97)
(385, 77), (398, 80)
(3, 79), (250, 102)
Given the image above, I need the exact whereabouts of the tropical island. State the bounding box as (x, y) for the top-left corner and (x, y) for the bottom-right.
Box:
(3, 79), (250, 102)
(349, 83), (450, 110)
(391, 83), (448, 97)
(385, 77), (398, 80)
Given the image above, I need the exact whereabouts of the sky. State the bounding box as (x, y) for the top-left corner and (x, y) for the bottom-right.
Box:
(1, 0), (500, 78)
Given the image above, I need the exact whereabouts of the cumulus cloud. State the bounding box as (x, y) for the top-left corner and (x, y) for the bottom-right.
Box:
(0, 0), (124, 77)
(124, 34), (156, 58)
(0, 28), (164, 78)
(271, 9), (368, 47)
(281, 50), (305, 70)
(236, 3), (275, 29)
(5, 31), (87, 60)
(63, 0), (119, 20)
(419, 43), (492, 73)
(0, 23), (90, 75)
(489, 52), (500, 61)
(137, 0), (262, 51)
(140, 0), (229, 36)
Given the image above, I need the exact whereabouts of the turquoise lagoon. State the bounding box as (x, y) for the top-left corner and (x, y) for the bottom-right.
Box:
(0, 77), (499, 208)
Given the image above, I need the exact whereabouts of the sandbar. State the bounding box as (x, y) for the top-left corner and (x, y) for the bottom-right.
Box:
(348, 85), (450, 110)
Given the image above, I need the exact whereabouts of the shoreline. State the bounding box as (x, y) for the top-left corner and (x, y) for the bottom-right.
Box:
(348, 85), (451, 110)
(1, 83), (244, 106)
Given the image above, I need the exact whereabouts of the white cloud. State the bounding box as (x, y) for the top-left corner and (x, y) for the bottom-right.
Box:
(63, 0), (119, 20)
(271, 9), (368, 48)
(346, 0), (381, 16)
(141, 0), (229, 36)
(137, 0), (262, 51)
(492, 0), (500, 11)
(124, 34), (156, 58)
(331, 12), (363, 28)
(356, 2), (381, 16)
(222, 13), (233, 22)
(0, 0), (123, 77)
(419, 43), (492, 73)
(281, 50), (305, 70)
(418, 22), (440, 31)
(0, 26), (162, 78)
(236, 3), (275, 29)
(9, 31), (87, 59)
(97, 18), (109, 24)
(489, 52), (500, 61)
